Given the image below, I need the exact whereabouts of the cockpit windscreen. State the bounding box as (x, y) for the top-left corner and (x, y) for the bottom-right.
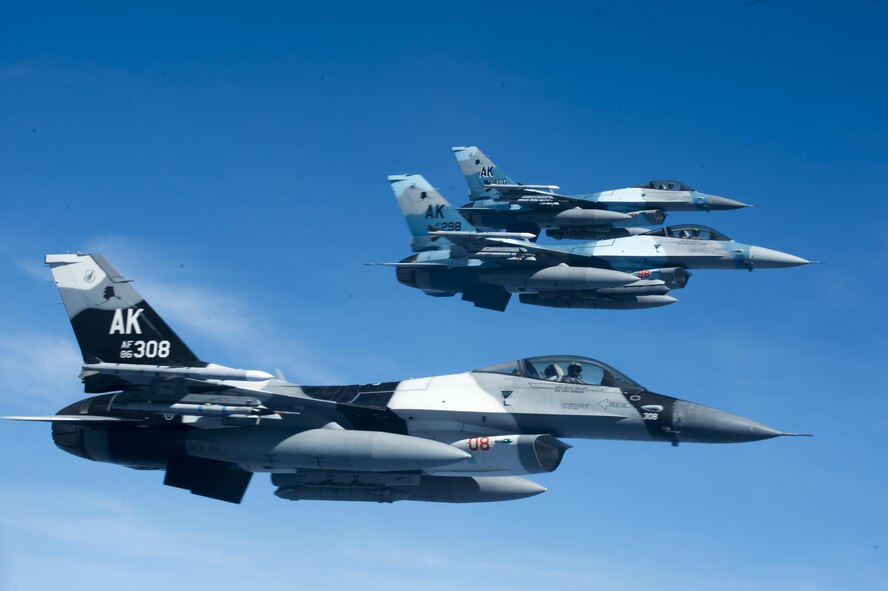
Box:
(634, 180), (694, 191)
(643, 224), (731, 241)
(474, 355), (643, 389)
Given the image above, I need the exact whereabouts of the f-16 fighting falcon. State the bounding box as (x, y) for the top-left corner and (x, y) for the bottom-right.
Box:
(381, 174), (815, 311)
(453, 145), (750, 240)
(2, 254), (808, 504)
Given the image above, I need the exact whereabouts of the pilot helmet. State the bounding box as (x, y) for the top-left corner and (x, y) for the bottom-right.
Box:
(567, 361), (582, 375)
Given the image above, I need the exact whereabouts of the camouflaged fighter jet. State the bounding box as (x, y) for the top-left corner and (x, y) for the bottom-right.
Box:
(381, 174), (814, 311)
(2, 254), (808, 504)
(453, 146), (750, 240)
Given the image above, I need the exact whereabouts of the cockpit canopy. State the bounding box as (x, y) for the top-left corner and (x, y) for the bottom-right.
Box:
(473, 355), (643, 389)
(634, 180), (694, 191)
(643, 224), (732, 241)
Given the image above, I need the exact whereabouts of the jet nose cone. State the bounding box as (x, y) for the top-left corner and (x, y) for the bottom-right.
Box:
(706, 195), (751, 210)
(673, 401), (783, 443)
(748, 246), (812, 269)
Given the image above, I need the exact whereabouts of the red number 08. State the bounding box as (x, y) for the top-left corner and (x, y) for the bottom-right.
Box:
(467, 437), (490, 451)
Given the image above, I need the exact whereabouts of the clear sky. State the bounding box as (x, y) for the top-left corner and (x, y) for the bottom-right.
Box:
(1, 2), (886, 590)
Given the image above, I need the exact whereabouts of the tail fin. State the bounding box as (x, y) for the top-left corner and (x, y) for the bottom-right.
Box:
(388, 174), (476, 252)
(452, 146), (515, 201)
(45, 254), (205, 367)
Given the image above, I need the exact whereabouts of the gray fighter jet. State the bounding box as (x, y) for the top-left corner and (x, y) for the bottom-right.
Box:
(2, 254), (808, 504)
(453, 146), (750, 239)
(381, 175), (815, 311)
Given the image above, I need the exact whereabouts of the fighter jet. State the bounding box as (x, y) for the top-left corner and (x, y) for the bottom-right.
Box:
(453, 146), (750, 240)
(3, 254), (807, 504)
(381, 174), (814, 311)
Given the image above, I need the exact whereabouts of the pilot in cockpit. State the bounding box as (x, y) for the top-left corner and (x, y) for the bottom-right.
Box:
(561, 362), (587, 384)
(543, 364), (563, 381)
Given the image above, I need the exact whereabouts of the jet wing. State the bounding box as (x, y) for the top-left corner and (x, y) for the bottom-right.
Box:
(142, 380), (347, 423)
(429, 230), (537, 243)
(497, 239), (571, 261)
(425, 230), (535, 260)
(429, 231), (586, 267)
(429, 230), (536, 253)
(56, 362), (350, 424)
(480, 237), (583, 265)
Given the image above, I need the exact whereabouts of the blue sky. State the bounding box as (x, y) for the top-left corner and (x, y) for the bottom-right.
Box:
(1, 2), (886, 589)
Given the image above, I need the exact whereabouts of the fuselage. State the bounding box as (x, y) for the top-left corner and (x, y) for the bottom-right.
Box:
(393, 226), (811, 309)
(461, 185), (749, 235)
(37, 353), (798, 507)
(50, 356), (785, 474)
(389, 370), (676, 442)
(560, 234), (750, 271)
(403, 233), (784, 274)
(568, 186), (745, 213)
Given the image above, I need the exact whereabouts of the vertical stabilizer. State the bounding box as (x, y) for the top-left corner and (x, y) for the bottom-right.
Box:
(452, 146), (515, 201)
(45, 254), (205, 367)
(388, 174), (476, 252)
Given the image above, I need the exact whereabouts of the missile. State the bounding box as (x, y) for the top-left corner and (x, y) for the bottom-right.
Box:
(112, 401), (267, 417)
(428, 230), (537, 241)
(81, 362), (274, 382)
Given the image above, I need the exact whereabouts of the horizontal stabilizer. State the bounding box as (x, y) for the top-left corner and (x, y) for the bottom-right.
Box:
(0, 415), (140, 423)
(367, 262), (448, 268)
